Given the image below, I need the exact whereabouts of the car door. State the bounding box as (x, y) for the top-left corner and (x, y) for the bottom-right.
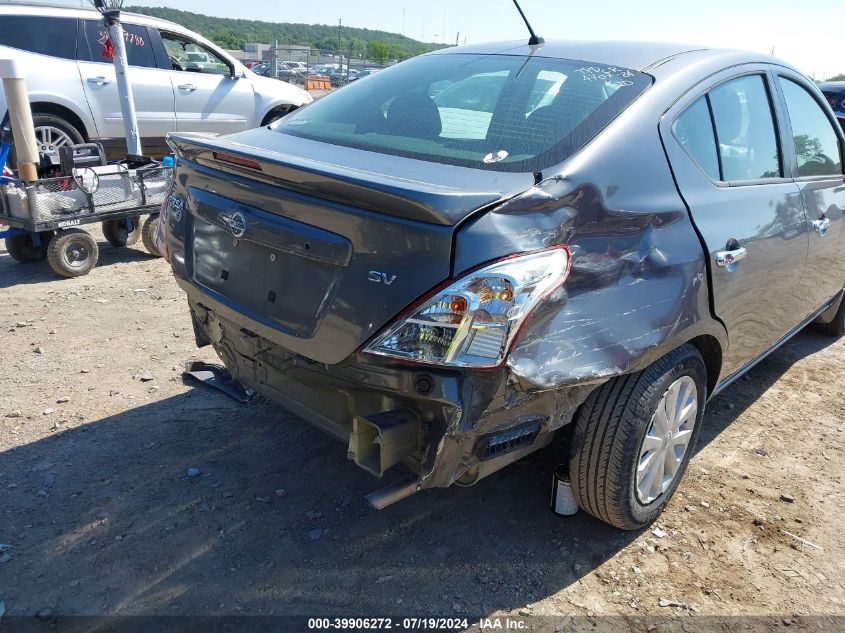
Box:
(155, 30), (256, 134)
(661, 67), (809, 377)
(76, 19), (176, 145)
(772, 72), (845, 311)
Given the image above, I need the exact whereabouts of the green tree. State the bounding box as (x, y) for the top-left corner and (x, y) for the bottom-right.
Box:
(367, 40), (390, 61)
(125, 6), (447, 59)
(828, 73), (845, 82)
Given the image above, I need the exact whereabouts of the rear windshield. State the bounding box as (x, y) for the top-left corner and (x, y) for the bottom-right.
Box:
(273, 53), (651, 172)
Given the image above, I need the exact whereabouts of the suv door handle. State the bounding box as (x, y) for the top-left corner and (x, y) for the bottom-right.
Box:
(715, 246), (748, 267)
(86, 76), (111, 86)
(813, 218), (830, 236)
(178, 84), (198, 92)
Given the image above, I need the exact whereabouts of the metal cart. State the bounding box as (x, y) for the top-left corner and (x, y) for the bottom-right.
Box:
(0, 162), (170, 277)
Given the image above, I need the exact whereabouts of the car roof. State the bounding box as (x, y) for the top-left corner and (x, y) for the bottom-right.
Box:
(0, 2), (195, 35)
(429, 40), (710, 71)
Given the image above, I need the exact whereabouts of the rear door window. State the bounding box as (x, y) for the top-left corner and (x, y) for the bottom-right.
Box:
(0, 16), (77, 60)
(79, 20), (157, 69)
(709, 75), (782, 181)
(778, 77), (843, 177)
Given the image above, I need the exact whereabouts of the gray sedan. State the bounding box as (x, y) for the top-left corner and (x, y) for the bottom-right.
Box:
(161, 40), (845, 529)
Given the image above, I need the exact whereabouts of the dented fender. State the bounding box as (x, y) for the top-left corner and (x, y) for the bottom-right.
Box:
(454, 176), (727, 394)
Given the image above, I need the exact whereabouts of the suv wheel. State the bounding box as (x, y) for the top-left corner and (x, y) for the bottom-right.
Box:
(261, 107), (294, 126)
(568, 344), (707, 530)
(32, 113), (84, 160)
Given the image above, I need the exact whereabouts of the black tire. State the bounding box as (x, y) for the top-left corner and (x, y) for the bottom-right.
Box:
(568, 344), (707, 530)
(261, 106), (293, 126)
(141, 214), (162, 257)
(102, 217), (141, 247)
(46, 228), (98, 278)
(4, 232), (51, 263)
(814, 294), (845, 337)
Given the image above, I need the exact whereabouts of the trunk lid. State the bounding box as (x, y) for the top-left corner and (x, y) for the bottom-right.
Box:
(167, 130), (534, 364)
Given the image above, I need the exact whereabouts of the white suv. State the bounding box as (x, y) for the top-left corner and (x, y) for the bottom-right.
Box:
(0, 4), (312, 157)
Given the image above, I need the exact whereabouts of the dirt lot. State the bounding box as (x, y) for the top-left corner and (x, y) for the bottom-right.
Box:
(1, 230), (844, 627)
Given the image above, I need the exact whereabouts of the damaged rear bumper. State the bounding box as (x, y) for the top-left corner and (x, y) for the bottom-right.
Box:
(183, 287), (597, 492)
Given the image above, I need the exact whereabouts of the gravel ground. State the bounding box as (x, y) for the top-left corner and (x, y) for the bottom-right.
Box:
(0, 230), (844, 627)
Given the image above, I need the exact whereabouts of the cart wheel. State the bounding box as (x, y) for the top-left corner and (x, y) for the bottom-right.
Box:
(4, 232), (51, 263)
(142, 214), (162, 257)
(102, 217), (141, 247)
(47, 228), (99, 278)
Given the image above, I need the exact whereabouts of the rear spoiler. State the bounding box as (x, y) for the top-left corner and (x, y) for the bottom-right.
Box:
(166, 132), (527, 226)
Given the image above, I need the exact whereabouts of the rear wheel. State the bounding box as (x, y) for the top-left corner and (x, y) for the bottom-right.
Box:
(47, 228), (98, 277)
(141, 214), (161, 256)
(32, 113), (84, 161)
(5, 232), (51, 263)
(568, 344), (706, 530)
(102, 217), (141, 247)
(815, 294), (845, 337)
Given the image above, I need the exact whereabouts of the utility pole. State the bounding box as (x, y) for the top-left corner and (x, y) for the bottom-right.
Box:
(402, 6), (406, 37)
(94, 0), (141, 158)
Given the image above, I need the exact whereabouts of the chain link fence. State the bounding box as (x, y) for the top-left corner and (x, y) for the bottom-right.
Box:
(256, 46), (391, 92)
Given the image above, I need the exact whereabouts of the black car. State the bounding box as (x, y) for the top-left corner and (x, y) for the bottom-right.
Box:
(162, 40), (845, 530)
(820, 81), (845, 131)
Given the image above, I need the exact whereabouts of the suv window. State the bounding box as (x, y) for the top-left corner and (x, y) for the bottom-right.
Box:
(160, 32), (230, 75)
(821, 88), (844, 114)
(0, 16), (76, 60)
(672, 95), (720, 180)
(709, 75), (781, 181)
(778, 78), (843, 177)
(79, 20), (157, 69)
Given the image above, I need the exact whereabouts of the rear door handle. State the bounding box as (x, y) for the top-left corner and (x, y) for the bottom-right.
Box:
(86, 76), (111, 86)
(178, 84), (198, 92)
(813, 218), (830, 236)
(715, 246), (747, 267)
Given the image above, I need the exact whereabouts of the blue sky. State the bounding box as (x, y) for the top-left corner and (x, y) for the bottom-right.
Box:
(55, 0), (843, 79)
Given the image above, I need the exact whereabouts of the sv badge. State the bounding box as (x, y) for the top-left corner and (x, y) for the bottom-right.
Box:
(368, 270), (398, 285)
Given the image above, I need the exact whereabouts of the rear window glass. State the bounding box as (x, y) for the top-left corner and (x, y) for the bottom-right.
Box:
(0, 16), (77, 60)
(273, 53), (651, 172)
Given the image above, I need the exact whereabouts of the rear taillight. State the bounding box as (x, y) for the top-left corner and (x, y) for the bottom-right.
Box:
(362, 246), (570, 368)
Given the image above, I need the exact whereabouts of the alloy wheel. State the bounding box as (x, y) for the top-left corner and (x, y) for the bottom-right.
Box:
(34, 125), (73, 158)
(635, 376), (698, 504)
